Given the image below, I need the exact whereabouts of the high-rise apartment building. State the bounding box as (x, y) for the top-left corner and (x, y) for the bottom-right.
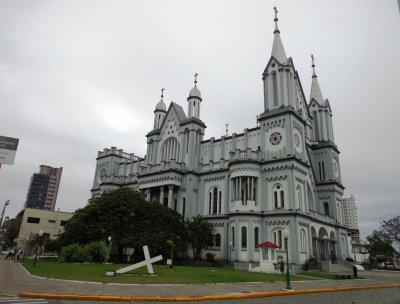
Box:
(25, 165), (63, 211)
(342, 196), (359, 230)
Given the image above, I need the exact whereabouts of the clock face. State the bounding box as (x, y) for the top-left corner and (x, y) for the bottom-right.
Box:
(294, 133), (300, 147)
(98, 168), (107, 183)
(332, 159), (339, 178)
(269, 132), (282, 145)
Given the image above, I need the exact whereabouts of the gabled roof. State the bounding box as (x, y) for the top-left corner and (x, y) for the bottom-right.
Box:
(170, 102), (187, 122)
(257, 241), (280, 248)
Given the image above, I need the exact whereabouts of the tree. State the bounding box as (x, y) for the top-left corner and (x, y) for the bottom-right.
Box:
(366, 230), (396, 261)
(185, 216), (214, 261)
(3, 216), (22, 247)
(59, 188), (185, 262)
(380, 216), (400, 246)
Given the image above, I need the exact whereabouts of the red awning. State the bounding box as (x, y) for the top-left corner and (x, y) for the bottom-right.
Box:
(256, 241), (280, 248)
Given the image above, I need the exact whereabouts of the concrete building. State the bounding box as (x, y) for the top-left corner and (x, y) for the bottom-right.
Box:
(91, 10), (349, 267)
(342, 196), (359, 230)
(25, 165), (63, 211)
(17, 208), (72, 256)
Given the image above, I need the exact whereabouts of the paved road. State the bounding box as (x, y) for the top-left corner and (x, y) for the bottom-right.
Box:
(1, 258), (399, 302)
(2, 288), (400, 304)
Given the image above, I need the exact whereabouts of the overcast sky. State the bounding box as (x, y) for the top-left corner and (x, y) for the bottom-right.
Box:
(1, 0), (399, 239)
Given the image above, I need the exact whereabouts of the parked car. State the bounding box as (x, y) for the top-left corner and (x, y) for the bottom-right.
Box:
(1, 250), (10, 256)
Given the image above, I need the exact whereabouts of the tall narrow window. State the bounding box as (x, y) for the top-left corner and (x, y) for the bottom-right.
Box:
(213, 187), (218, 214)
(324, 202), (330, 216)
(182, 198), (186, 218)
(241, 226), (247, 249)
(209, 192), (212, 214)
(218, 191), (222, 214)
(254, 227), (259, 248)
(273, 184), (285, 208)
(232, 227), (235, 247)
(278, 230), (282, 248)
(215, 234), (221, 247)
(272, 72), (278, 107)
(322, 161), (326, 180)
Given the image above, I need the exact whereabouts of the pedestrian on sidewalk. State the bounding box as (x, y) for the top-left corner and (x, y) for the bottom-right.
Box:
(15, 248), (23, 262)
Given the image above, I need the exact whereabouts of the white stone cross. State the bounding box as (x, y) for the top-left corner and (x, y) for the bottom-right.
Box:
(116, 245), (163, 275)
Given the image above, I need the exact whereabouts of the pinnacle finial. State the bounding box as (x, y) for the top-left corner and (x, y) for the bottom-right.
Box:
(161, 88), (164, 100)
(194, 73), (198, 86)
(311, 54), (317, 77)
(273, 7), (280, 33)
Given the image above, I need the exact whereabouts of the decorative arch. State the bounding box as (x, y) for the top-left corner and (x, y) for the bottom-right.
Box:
(300, 228), (307, 252)
(271, 227), (285, 249)
(296, 185), (304, 211)
(306, 182), (314, 210)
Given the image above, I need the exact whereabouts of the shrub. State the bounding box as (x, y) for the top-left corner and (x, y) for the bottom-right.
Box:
(206, 252), (215, 264)
(85, 241), (108, 263)
(302, 259), (310, 272)
(279, 260), (285, 273)
(60, 244), (88, 263)
(345, 257), (354, 263)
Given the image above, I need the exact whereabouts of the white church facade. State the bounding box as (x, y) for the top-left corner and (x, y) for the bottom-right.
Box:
(91, 10), (350, 267)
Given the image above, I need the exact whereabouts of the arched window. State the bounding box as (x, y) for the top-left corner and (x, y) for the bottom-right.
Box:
(272, 71), (278, 107)
(254, 227), (259, 248)
(273, 184), (285, 208)
(215, 234), (221, 248)
(232, 227), (235, 247)
(182, 198), (186, 218)
(161, 138), (180, 162)
(241, 226), (247, 249)
(209, 187), (221, 215)
(300, 229), (307, 252)
(213, 187), (218, 214)
(297, 185), (304, 211)
(272, 228), (284, 249)
(336, 202), (341, 223)
(323, 202), (330, 216)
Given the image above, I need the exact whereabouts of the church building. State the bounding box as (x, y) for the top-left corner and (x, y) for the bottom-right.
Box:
(91, 9), (349, 267)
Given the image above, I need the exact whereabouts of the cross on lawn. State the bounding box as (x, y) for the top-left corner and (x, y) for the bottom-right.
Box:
(116, 245), (163, 275)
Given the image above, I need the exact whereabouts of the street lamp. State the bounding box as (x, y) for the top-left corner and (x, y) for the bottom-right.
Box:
(282, 229), (292, 290)
(323, 235), (328, 261)
(229, 241), (233, 264)
(351, 241), (356, 263)
(23, 236), (30, 261)
(33, 230), (44, 267)
(107, 236), (112, 262)
(0, 200), (10, 227)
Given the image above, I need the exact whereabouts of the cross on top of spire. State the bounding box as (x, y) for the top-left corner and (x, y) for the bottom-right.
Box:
(194, 73), (198, 86)
(311, 54), (317, 77)
(273, 7), (280, 33)
(161, 88), (164, 100)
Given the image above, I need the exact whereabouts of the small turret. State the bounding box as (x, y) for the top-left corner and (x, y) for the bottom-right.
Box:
(187, 73), (202, 118)
(153, 88), (167, 129)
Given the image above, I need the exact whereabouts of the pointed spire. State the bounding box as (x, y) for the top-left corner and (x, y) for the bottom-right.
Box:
(271, 7), (287, 64)
(310, 55), (324, 104)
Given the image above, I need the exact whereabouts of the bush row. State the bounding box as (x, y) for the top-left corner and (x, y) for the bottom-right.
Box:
(60, 241), (108, 263)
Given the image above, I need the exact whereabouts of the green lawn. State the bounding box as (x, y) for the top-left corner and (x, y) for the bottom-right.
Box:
(21, 260), (340, 284)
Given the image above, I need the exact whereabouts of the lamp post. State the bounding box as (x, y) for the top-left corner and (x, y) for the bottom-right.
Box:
(33, 230), (43, 267)
(0, 200), (10, 227)
(282, 229), (292, 290)
(351, 241), (356, 263)
(23, 236), (30, 261)
(229, 241), (233, 265)
(107, 236), (112, 262)
(323, 235), (328, 261)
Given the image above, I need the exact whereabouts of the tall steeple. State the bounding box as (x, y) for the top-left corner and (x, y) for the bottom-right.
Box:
(271, 7), (287, 64)
(310, 55), (325, 105)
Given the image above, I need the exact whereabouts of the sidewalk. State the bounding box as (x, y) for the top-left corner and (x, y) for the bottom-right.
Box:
(1, 258), (399, 301)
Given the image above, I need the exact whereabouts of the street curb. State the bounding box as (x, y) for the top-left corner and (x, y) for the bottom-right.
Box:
(19, 284), (400, 302)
